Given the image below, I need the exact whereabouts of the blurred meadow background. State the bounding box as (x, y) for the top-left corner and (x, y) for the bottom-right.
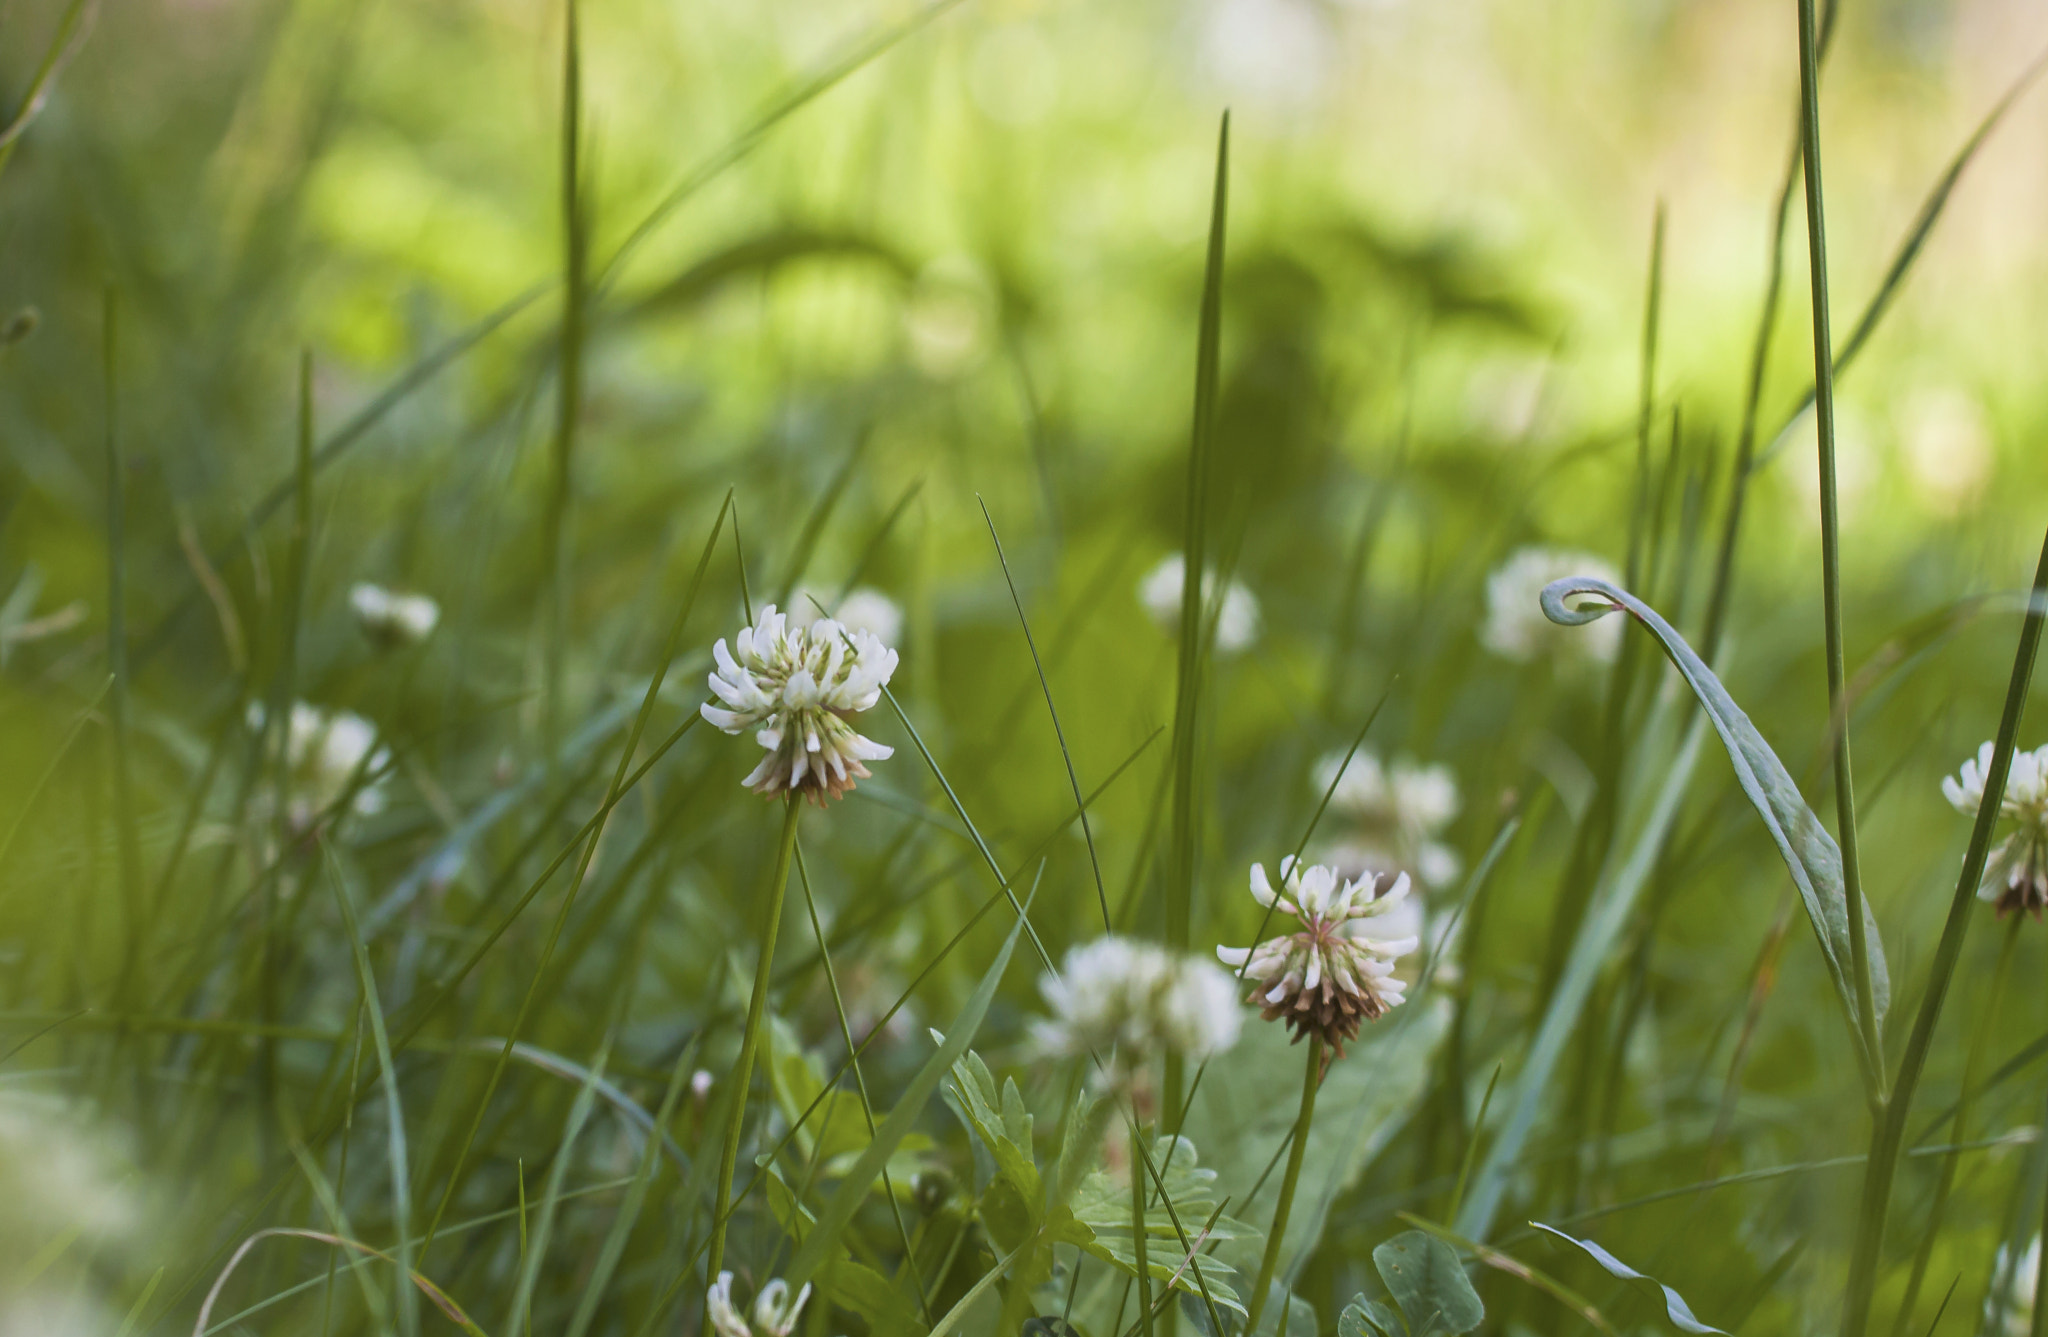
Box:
(8, 0), (2048, 1332)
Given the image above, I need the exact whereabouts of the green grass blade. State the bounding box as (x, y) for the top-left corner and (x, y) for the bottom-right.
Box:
(980, 497), (1110, 932)
(102, 288), (144, 997)
(786, 907), (1026, 1288)
(1840, 522), (2048, 1337)
(541, 0), (586, 763)
(324, 843), (421, 1337)
(420, 493), (729, 1254)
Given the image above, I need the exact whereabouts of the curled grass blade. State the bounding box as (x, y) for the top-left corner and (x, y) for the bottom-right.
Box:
(1540, 574), (1886, 1089)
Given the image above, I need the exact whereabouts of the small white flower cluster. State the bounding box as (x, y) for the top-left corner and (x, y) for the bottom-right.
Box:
(349, 582), (439, 649)
(1033, 936), (1241, 1090)
(1138, 554), (1260, 654)
(707, 1273), (811, 1337)
(1482, 546), (1622, 669)
(1217, 857), (1417, 1056)
(1313, 748), (1462, 889)
(246, 701), (390, 830)
(1944, 740), (2048, 918)
(701, 605), (899, 803)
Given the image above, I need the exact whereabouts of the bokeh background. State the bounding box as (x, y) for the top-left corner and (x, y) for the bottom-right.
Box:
(6, 0), (2048, 1332)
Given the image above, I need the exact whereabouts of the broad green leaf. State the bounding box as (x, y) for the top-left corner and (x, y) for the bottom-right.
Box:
(1374, 1231), (1484, 1336)
(1531, 1223), (1727, 1335)
(1540, 575), (1888, 1068)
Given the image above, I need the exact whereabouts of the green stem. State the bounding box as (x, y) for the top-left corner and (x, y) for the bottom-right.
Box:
(1888, 914), (2020, 1337)
(1791, 0), (1881, 1085)
(1246, 1037), (1322, 1333)
(1840, 521), (2048, 1337)
(1132, 1119), (1155, 1337)
(705, 797), (802, 1289)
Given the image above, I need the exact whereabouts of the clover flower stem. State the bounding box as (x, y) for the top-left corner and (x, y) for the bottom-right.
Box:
(1132, 1118), (1155, 1337)
(705, 796), (803, 1297)
(1246, 1035), (1323, 1334)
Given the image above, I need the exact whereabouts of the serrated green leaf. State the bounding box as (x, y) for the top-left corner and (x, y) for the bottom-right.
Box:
(1374, 1231), (1484, 1336)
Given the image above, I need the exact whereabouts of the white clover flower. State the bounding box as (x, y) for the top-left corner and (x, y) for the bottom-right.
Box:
(701, 604), (899, 804)
(791, 585), (904, 647)
(1033, 937), (1240, 1091)
(707, 1272), (811, 1337)
(1138, 554), (1260, 654)
(349, 582), (439, 649)
(1217, 857), (1417, 1057)
(246, 701), (390, 830)
(1944, 740), (2048, 917)
(1482, 546), (1623, 668)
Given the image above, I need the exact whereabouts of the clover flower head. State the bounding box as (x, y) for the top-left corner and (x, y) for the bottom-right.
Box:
(1033, 937), (1241, 1092)
(701, 604), (899, 804)
(1217, 856), (1417, 1057)
(1987, 1235), (2041, 1337)
(1138, 554), (1260, 654)
(707, 1272), (811, 1337)
(246, 701), (390, 829)
(349, 582), (440, 649)
(1944, 740), (2048, 918)
(1482, 546), (1623, 668)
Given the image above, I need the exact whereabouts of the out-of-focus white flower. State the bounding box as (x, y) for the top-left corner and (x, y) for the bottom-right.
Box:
(246, 701), (390, 829)
(1202, 0), (1330, 111)
(1033, 937), (1241, 1091)
(1138, 554), (1260, 654)
(348, 582), (439, 649)
(1217, 857), (1417, 1057)
(0, 1293), (112, 1337)
(1897, 387), (1994, 515)
(701, 605), (898, 804)
(1482, 547), (1623, 668)
(0, 1099), (137, 1277)
(791, 585), (904, 648)
(1986, 1235), (2040, 1337)
(706, 1272), (811, 1337)
(1944, 740), (2048, 918)
(1314, 749), (1462, 888)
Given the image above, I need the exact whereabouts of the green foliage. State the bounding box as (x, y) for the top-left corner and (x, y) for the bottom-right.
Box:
(4, 1), (2048, 1334)
(1338, 1231), (1485, 1337)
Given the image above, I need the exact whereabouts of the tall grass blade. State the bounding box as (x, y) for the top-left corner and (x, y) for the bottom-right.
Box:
(981, 497), (1111, 932)
(542, 0), (586, 762)
(323, 844), (421, 1337)
(420, 493), (729, 1254)
(1839, 522), (2048, 1337)
(101, 289), (143, 993)
(1164, 111), (1231, 1122)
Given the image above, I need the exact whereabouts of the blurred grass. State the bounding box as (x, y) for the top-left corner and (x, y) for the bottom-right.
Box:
(8, 0), (2048, 1334)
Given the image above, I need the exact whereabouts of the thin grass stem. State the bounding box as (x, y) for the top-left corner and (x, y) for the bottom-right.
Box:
(1840, 522), (2048, 1337)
